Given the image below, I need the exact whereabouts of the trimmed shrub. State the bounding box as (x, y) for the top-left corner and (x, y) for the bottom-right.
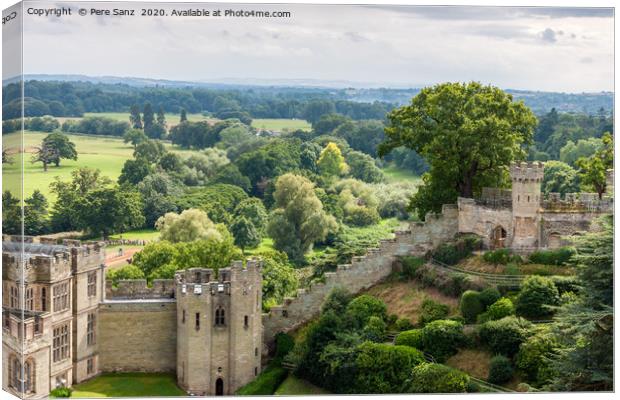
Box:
(50, 387), (72, 398)
(395, 318), (414, 331)
(528, 247), (576, 266)
(478, 316), (530, 357)
(236, 363), (288, 395)
(488, 355), (514, 384)
(409, 363), (470, 393)
(400, 256), (425, 280)
(345, 295), (387, 328)
(275, 332), (295, 360)
(355, 342), (425, 393)
(363, 316), (387, 342)
(459, 290), (484, 323)
(419, 320), (466, 362)
(515, 330), (558, 386)
(479, 287), (502, 308)
(515, 276), (560, 318)
(395, 329), (424, 349)
(477, 298), (515, 323)
(550, 275), (580, 295)
(418, 298), (450, 326)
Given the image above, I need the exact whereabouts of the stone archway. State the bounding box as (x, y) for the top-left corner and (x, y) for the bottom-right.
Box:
(547, 232), (562, 249)
(490, 226), (507, 249)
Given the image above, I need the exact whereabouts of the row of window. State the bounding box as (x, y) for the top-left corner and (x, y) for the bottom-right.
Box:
(6, 272), (97, 313)
(51, 313), (97, 363)
(181, 308), (253, 330)
(9, 357), (34, 394)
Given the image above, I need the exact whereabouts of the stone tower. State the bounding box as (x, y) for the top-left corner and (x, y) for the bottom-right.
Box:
(510, 161), (544, 249)
(175, 260), (262, 396)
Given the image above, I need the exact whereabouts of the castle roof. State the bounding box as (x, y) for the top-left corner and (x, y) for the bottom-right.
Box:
(2, 241), (69, 257)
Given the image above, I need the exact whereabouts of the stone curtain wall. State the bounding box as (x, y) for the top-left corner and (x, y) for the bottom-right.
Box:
(261, 204), (460, 348)
(98, 301), (177, 372)
(105, 279), (176, 299)
(458, 198), (513, 248)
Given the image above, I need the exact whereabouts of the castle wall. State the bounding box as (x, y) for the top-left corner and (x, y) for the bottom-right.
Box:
(262, 205), (459, 348)
(457, 198), (513, 248)
(540, 211), (605, 248)
(98, 301), (177, 372)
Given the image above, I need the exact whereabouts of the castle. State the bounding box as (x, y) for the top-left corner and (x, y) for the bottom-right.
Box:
(2, 162), (613, 399)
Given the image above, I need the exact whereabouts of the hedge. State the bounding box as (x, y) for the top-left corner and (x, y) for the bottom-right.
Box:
(409, 363), (470, 393)
(478, 316), (530, 357)
(477, 297), (515, 324)
(528, 247), (576, 266)
(236, 363), (288, 395)
(488, 355), (514, 384)
(459, 290), (484, 323)
(395, 329), (424, 348)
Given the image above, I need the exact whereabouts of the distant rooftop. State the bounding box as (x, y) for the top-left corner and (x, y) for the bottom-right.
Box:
(2, 241), (69, 257)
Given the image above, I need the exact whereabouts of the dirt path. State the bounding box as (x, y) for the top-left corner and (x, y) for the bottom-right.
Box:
(105, 247), (141, 270)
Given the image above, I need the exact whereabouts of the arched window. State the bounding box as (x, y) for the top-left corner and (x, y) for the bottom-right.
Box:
(215, 307), (225, 326)
(244, 315), (249, 328)
(9, 357), (34, 393)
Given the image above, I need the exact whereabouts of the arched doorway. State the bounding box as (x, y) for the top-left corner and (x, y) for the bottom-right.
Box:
(216, 378), (224, 396)
(490, 226), (507, 249)
(547, 232), (562, 249)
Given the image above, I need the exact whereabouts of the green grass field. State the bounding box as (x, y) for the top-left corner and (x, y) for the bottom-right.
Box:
(83, 112), (210, 125)
(251, 118), (311, 132)
(108, 229), (160, 241)
(70, 373), (185, 397)
(381, 164), (423, 185)
(2, 132), (199, 201)
(275, 375), (331, 395)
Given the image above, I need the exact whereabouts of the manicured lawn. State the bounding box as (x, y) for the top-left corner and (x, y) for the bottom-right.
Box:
(70, 372), (186, 397)
(275, 375), (331, 395)
(381, 164), (422, 185)
(251, 118), (311, 132)
(236, 364), (288, 395)
(2, 132), (199, 201)
(245, 237), (275, 256)
(109, 229), (160, 241)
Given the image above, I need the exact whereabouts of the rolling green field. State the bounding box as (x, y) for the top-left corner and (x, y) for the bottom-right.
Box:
(2, 131), (199, 201)
(251, 118), (311, 132)
(275, 375), (331, 395)
(83, 111), (211, 125)
(382, 164), (423, 185)
(70, 373), (185, 398)
(108, 229), (160, 241)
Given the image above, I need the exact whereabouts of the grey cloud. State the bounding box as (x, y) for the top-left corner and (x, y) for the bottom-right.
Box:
(541, 28), (557, 43)
(344, 31), (369, 43)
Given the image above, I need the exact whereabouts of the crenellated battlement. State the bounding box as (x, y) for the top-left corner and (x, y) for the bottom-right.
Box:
(510, 161), (545, 182)
(105, 279), (176, 299)
(542, 192), (613, 213)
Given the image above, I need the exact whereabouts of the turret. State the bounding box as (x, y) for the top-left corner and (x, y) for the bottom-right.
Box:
(510, 161), (544, 249)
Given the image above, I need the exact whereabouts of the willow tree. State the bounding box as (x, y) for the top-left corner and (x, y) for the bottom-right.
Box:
(378, 82), (537, 219)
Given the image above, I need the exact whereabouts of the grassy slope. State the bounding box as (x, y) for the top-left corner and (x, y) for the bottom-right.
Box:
(381, 164), (422, 185)
(83, 112), (210, 125)
(275, 375), (331, 395)
(70, 372), (185, 397)
(251, 118), (311, 132)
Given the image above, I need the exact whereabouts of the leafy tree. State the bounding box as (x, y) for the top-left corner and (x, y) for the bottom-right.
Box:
(409, 363), (470, 393)
(157, 152), (184, 174)
(234, 197), (268, 233)
(478, 316), (530, 357)
(575, 132), (613, 199)
(345, 295), (387, 328)
(2, 191), (21, 234)
(334, 119), (385, 156)
(317, 142), (349, 177)
(180, 108), (187, 123)
(118, 158), (153, 185)
(134, 140), (166, 163)
(559, 137), (602, 167)
(416, 320), (466, 362)
(31, 142), (58, 171)
(541, 161), (579, 195)
(177, 184), (248, 225)
(156, 105), (166, 127)
(137, 172), (181, 227)
(230, 216), (261, 252)
(312, 113), (351, 136)
(299, 142), (322, 173)
(515, 276), (560, 318)
(379, 82), (536, 218)
(142, 102), (155, 129)
(218, 123), (252, 147)
(24, 190), (50, 235)
(303, 100), (336, 124)
(129, 104), (143, 129)
(79, 187), (144, 238)
(266, 174), (337, 262)
(155, 208), (223, 243)
(106, 265), (146, 286)
(258, 250), (298, 310)
(321, 287), (353, 315)
(516, 328), (558, 386)
(346, 151), (384, 183)
(123, 129), (148, 149)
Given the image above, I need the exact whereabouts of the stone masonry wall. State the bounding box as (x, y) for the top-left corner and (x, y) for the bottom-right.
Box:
(261, 204), (459, 348)
(98, 301), (177, 372)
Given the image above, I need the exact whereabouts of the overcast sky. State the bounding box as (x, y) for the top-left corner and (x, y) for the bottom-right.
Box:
(16, 2), (615, 92)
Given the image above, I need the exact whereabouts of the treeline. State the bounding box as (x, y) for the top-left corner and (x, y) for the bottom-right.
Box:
(2, 80), (395, 121)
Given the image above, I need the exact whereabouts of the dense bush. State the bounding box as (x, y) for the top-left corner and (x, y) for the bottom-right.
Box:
(459, 290), (484, 323)
(413, 264), (486, 297)
(363, 316), (387, 342)
(418, 298), (450, 326)
(27, 116), (60, 132)
(395, 329), (424, 349)
(345, 295), (387, 328)
(400, 256), (425, 280)
(418, 320), (466, 362)
(409, 363), (470, 393)
(488, 355), (514, 384)
(483, 249), (521, 265)
(432, 235), (482, 265)
(236, 363), (288, 395)
(355, 342), (425, 394)
(477, 298), (515, 323)
(478, 316), (530, 357)
(50, 387), (73, 398)
(549, 275), (580, 295)
(528, 247), (576, 266)
(395, 318), (414, 331)
(479, 287), (502, 308)
(515, 276), (560, 318)
(275, 332), (295, 361)
(515, 329), (558, 386)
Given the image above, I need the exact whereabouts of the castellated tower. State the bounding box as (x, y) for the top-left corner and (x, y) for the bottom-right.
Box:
(510, 161), (544, 249)
(175, 259), (262, 396)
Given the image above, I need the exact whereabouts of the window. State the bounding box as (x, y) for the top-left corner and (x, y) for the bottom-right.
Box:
(10, 357), (34, 393)
(195, 313), (200, 330)
(53, 323), (70, 362)
(255, 367), (258, 376)
(25, 288), (34, 311)
(87, 272), (97, 297)
(244, 315), (249, 328)
(10, 286), (18, 308)
(4, 313), (10, 330)
(87, 358), (95, 375)
(182, 309), (185, 324)
(53, 283), (69, 312)
(34, 317), (42, 335)
(255, 347), (258, 357)
(41, 288), (47, 312)
(87, 313), (96, 346)
(215, 307), (225, 326)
